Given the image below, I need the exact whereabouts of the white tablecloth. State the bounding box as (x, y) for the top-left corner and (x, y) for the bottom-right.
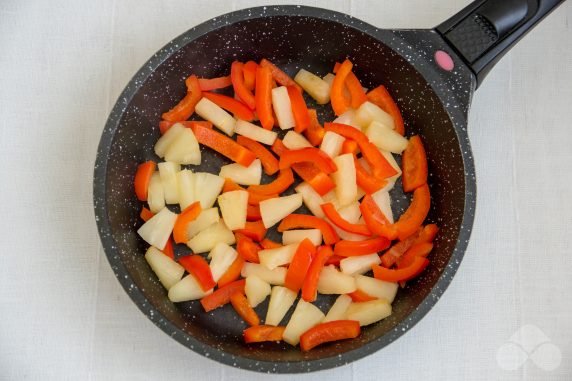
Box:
(1, 0), (571, 379)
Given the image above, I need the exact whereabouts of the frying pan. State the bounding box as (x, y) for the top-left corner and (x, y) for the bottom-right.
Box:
(93, 0), (566, 373)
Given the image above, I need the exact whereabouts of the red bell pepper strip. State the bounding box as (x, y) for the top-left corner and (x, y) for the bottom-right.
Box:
(324, 123), (397, 180)
(223, 179), (274, 206)
(415, 224), (439, 244)
(354, 157), (387, 195)
(162, 238), (175, 260)
(402, 135), (428, 192)
(397, 242), (434, 269)
(255, 65), (275, 129)
(140, 206), (154, 222)
(134, 161), (156, 201)
(360, 194), (398, 240)
(235, 220), (267, 242)
(259, 58), (301, 91)
(244, 325), (285, 343)
(301, 245), (333, 302)
(231, 61), (256, 109)
(246, 204), (262, 221)
(200, 279), (246, 312)
(218, 255), (245, 287)
(279, 148), (337, 174)
(373, 256), (430, 282)
(230, 292), (260, 326)
(235, 233), (261, 263)
(334, 237), (390, 257)
(287, 85), (311, 133)
(325, 255), (344, 266)
(162, 75), (202, 122)
(243, 61), (258, 91)
(379, 231), (420, 268)
(198, 75), (232, 91)
(367, 85), (405, 135)
(348, 289), (377, 302)
(260, 238), (282, 250)
(278, 214), (339, 245)
(330, 59), (353, 116)
(159, 120), (212, 135)
(172, 202), (202, 244)
(248, 168), (294, 195)
(202, 92), (255, 121)
(271, 138), (287, 156)
(394, 184), (431, 241)
(222, 178), (244, 193)
(284, 238), (315, 292)
(345, 71), (368, 109)
(321, 203), (371, 236)
(341, 139), (359, 155)
(236, 135), (279, 176)
(292, 162), (336, 196)
(304, 109), (325, 146)
(300, 320), (361, 351)
(190, 124), (256, 167)
(178, 255), (216, 291)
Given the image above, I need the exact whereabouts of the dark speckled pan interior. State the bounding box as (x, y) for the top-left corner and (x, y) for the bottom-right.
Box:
(94, 5), (476, 373)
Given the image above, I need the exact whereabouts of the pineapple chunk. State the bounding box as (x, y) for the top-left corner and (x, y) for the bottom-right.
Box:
(345, 299), (392, 326)
(154, 123), (184, 158)
(265, 286), (297, 326)
(317, 265), (357, 294)
(186, 208), (220, 239)
(282, 131), (312, 149)
(144, 246), (184, 290)
(258, 243), (299, 270)
(339, 253), (381, 276)
(219, 159), (261, 185)
(147, 172), (165, 213)
(283, 299), (325, 346)
(259, 194), (303, 228)
(164, 128), (201, 165)
(355, 275), (398, 303)
(294, 69), (330, 104)
(271, 86), (296, 130)
(218, 190), (248, 230)
(371, 189), (394, 224)
(245, 275), (271, 308)
(241, 263), (287, 286)
(320, 131), (345, 158)
(331, 153), (357, 207)
(333, 109), (361, 130)
(177, 169), (195, 210)
(282, 229), (322, 246)
(355, 101), (395, 130)
(193, 172), (224, 209)
(158, 162), (180, 204)
(168, 274), (212, 302)
(323, 294), (352, 323)
(209, 242), (238, 282)
(195, 97), (236, 136)
(186, 220), (235, 253)
(295, 182), (326, 218)
(365, 121), (408, 154)
(137, 207), (177, 250)
(234, 119), (277, 145)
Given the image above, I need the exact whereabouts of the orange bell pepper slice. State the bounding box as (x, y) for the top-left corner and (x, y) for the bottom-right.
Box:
(345, 71), (368, 109)
(235, 220), (267, 242)
(158, 120), (212, 135)
(402, 135), (428, 192)
(300, 320), (361, 351)
(341, 139), (359, 155)
(259, 58), (301, 91)
(284, 238), (315, 293)
(255, 65), (274, 129)
(301, 245), (333, 302)
(330, 59), (353, 116)
(271, 138), (287, 156)
(333, 237), (390, 257)
(304, 109), (325, 146)
(379, 231), (419, 268)
(321, 203), (372, 236)
(200, 279), (246, 312)
(134, 161), (156, 201)
(218, 255), (245, 287)
(231, 61), (256, 109)
(236, 135), (279, 176)
(416, 224), (439, 244)
(243, 61), (258, 91)
(348, 289), (377, 302)
(260, 238), (282, 250)
(248, 168), (294, 195)
(292, 162), (336, 196)
(278, 214), (339, 245)
(235, 232), (261, 263)
(190, 124), (256, 167)
(394, 184), (431, 241)
(324, 123), (397, 180)
(222, 178), (244, 193)
(198, 75), (232, 91)
(202, 92), (255, 121)
(178, 254), (216, 291)
(279, 147), (337, 174)
(173, 202), (202, 244)
(373, 256), (430, 282)
(162, 238), (175, 260)
(162, 75), (202, 122)
(367, 85), (405, 135)
(360, 194), (398, 240)
(246, 204), (262, 221)
(140, 206), (154, 222)
(244, 325), (285, 344)
(230, 292), (260, 326)
(354, 157), (387, 195)
(222, 179), (278, 206)
(325, 254), (344, 266)
(287, 85), (311, 133)
(397, 242), (434, 269)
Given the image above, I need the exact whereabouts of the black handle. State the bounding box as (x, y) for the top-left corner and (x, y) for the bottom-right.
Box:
(437, 0), (566, 87)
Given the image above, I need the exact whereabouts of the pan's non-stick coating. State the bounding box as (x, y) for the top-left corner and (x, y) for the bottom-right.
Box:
(94, 6), (476, 373)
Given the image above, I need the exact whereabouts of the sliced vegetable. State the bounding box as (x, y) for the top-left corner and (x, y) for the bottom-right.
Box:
(365, 121), (408, 154)
(236, 135), (279, 176)
(219, 159), (262, 186)
(339, 253), (381, 275)
(317, 265), (357, 294)
(218, 255), (245, 287)
(234, 220), (267, 242)
(194, 97), (236, 136)
(292, 162), (335, 196)
(168, 274), (212, 302)
(200, 279), (246, 312)
(265, 286), (297, 326)
(282, 229), (322, 246)
(244, 325), (285, 344)
(402, 135), (428, 192)
(341, 139), (359, 155)
(248, 168), (294, 195)
(354, 275), (398, 303)
(330, 59), (353, 116)
(294, 69), (330, 104)
(302, 245), (333, 302)
(191, 124), (256, 167)
(321, 203), (370, 236)
(304, 108), (325, 146)
(187, 220), (235, 253)
(320, 131), (345, 158)
(241, 263), (287, 286)
(348, 289), (376, 302)
(247, 204), (262, 221)
(366, 85), (404, 135)
(344, 299), (392, 326)
(178, 255), (216, 291)
(260, 238), (282, 250)
(272, 86), (296, 130)
(203, 92), (255, 122)
(300, 320), (360, 351)
(260, 59), (300, 90)
(140, 206), (154, 222)
(345, 71), (368, 109)
(147, 172), (165, 214)
(137, 207), (177, 250)
(255, 65), (274, 129)
(373, 256), (430, 283)
(218, 190), (248, 230)
(234, 119), (277, 145)
(394, 184), (431, 240)
(282, 131), (312, 149)
(162, 75), (202, 122)
(278, 214), (339, 245)
(134, 161), (157, 201)
(371, 189), (393, 224)
(173, 202), (202, 244)
(283, 299), (325, 346)
(231, 61), (256, 109)
(243, 61), (258, 91)
(331, 153), (357, 207)
(279, 147), (337, 174)
(259, 193), (303, 229)
(230, 292), (260, 326)
(245, 275), (271, 308)
(284, 238), (315, 292)
(198, 75), (232, 91)
(334, 237), (390, 257)
(287, 85), (311, 133)
(397, 242), (434, 269)
(145, 246), (185, 290)
(354, 157), (387, 195)
(360, 194), (398, 240)
(236, 232), (261, 263)
(379, 233), (418, 268)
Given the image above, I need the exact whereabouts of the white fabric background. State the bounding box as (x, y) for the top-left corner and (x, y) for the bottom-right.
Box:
(1, 0), (571, 379)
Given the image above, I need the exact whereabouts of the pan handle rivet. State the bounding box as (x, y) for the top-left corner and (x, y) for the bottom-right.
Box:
(435, 50), (454, 71)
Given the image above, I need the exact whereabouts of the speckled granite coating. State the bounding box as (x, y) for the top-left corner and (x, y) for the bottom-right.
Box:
(94, 5), (476, 373)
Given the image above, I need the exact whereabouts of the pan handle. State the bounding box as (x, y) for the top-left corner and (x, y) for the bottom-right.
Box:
(436, 0), (566, 87)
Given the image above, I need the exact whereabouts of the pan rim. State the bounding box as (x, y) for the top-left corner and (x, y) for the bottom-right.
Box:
(93, 4), (476, 374)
